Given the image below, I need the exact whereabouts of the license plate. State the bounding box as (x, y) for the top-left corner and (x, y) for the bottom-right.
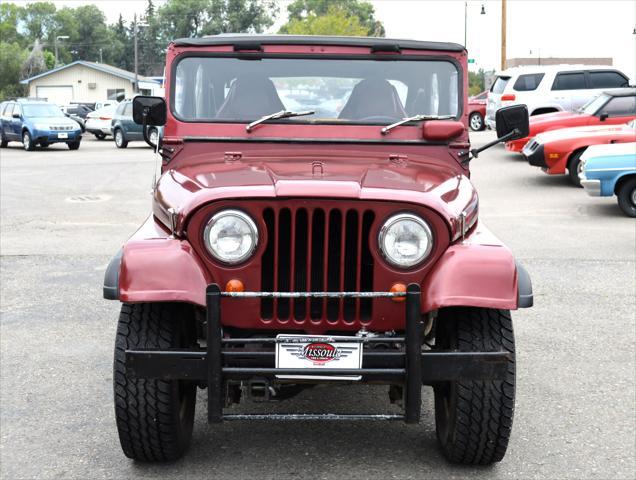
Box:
(275, 334), (363, 380)
(58, 132), (68, 139)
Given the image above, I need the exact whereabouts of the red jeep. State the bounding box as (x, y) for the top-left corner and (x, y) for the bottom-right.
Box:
(104, 35), (532, 465)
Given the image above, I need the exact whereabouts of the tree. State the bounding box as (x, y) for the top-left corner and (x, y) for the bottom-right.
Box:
(21, 39), (47, 80)
(280, 0), (384, 36)
(283, 5), (368, 36)
(157, 0), (277, 40)
(139, 0), (164, 75)
(0, 3), (24, 45)
(19, 2), (57, 41)
(71, 6), (111, 62)
(0, 42), (28, 100)
(469, 69), (485, 96)
(106, 15), (133, 71)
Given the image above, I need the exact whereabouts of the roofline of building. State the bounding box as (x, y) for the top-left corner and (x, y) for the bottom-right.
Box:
(20, 60), (160, 85)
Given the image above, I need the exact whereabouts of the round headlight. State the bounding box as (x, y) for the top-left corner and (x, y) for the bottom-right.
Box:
(378, 213), (433, 268)
(204, 210), (258, 264)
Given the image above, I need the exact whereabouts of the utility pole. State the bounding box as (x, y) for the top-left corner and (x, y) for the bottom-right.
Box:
(134, 13), (139, 93)
(501, 0), (507, 70)
(464, 1), (467, 47)
(99, 48), (103, 63)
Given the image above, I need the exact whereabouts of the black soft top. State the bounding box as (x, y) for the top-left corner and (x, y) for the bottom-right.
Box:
(171, 34), (465, 53)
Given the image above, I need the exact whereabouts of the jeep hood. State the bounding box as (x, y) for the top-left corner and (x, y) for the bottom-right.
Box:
(153, 146), (477, 241)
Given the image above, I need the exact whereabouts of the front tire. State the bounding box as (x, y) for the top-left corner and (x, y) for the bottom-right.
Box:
(114, 129), (128, 148)
(616, 177), (636, 217)
(22, 131), (34, 151)
(469, 112), (485, 131)
(94, 132), (106, 140)
(567, 149), (585, 187)
(0, 130), (8, 148)
(434, 307), (515, 465)
(114, 303), (197, 462)
(67, 140), (81, 150)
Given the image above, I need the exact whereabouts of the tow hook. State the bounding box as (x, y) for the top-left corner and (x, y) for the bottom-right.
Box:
(244, 378), (276, 402)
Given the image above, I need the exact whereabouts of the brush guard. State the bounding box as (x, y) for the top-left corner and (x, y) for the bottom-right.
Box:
(125, 283), (511, 423)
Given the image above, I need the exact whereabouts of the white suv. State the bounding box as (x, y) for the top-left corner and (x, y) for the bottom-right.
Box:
(486, 65), (629, 129)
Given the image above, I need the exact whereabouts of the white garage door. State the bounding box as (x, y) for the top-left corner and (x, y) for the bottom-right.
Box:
(36, 86), (73, 105)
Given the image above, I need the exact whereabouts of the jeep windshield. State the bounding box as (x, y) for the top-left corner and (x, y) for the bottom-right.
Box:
(172, 56), (460, 127)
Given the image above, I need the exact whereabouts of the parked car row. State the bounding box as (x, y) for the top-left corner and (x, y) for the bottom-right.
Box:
(486, 65), (629, 129)
(502, 87), (636, 216)
(0, 97), (160, 151)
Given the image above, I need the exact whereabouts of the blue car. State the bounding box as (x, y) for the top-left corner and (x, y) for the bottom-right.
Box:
(0, 99), (82, 151)
(579, 140), (636, 217)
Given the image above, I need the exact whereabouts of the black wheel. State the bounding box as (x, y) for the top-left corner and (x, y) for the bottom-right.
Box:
(567, 149), (585, 187)
(616, 177), (636, 217)
(94, 132), (106, 140)
(0, 130), (7, 148)
(67, 140), (81, 150)
(114, 129), (128, 148)
(114, 303), (197, 462)
(22, 131), (34, 151)
(434, 307), (515, 465)
(469, 112), (485, 131)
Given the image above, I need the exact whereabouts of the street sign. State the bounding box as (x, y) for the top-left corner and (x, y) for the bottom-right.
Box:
(468, 59), (475, 64)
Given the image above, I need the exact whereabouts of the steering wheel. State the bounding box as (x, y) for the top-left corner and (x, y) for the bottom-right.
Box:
(359, 115), (402, 123)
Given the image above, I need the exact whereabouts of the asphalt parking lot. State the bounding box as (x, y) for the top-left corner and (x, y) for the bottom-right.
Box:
(1, 132), (634, 480)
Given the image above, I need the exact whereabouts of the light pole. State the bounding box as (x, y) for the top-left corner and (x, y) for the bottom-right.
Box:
(464, 2), (486, 49)
(54, 35), (69, 67)
(501, 0), (507, 70)
(133, 14), (149, 94)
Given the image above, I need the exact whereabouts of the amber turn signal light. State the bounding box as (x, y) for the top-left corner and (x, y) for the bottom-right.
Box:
(390, 283), (407, 302)
(225, 279), (245, 293)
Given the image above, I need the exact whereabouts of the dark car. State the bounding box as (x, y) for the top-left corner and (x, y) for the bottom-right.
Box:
(62, 104), (93, 119)
(103, 34), (533, 465)
(111, 99), (159, 148)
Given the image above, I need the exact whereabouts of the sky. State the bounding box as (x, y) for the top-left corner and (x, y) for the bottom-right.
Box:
(14, 0), (636, 79)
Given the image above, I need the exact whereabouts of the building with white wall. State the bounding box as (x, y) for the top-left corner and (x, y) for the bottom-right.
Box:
(20, 61), (161, 105)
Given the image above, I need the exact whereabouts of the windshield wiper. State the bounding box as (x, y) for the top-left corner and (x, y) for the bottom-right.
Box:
(246, 110), (315, 132)
(381, 114), (455, 135)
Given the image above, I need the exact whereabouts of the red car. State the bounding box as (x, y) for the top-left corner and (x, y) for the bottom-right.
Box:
(523, 120), (636, 185)
(103, 34), (533, 465)
(468, 91), (487, 131)
(506, 88), (636, 152)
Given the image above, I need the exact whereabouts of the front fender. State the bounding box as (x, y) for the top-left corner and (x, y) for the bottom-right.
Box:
(103, 216), (212, 305)
(422, 223), (533, 311)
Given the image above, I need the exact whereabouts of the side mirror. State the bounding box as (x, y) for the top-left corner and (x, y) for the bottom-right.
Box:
(12, 113), (20, 119)
(132, 96), (166, 126)
(495, 104), (529, 140)
(460, 104), (530, 165)
(599, 113), (608, 121)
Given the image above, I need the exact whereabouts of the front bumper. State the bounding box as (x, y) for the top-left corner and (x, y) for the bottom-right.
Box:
(522, 140), (546, 167)
(124, 284), (512, 424)
(34, 129), (81, 144)
(580, 175), (602, 196)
